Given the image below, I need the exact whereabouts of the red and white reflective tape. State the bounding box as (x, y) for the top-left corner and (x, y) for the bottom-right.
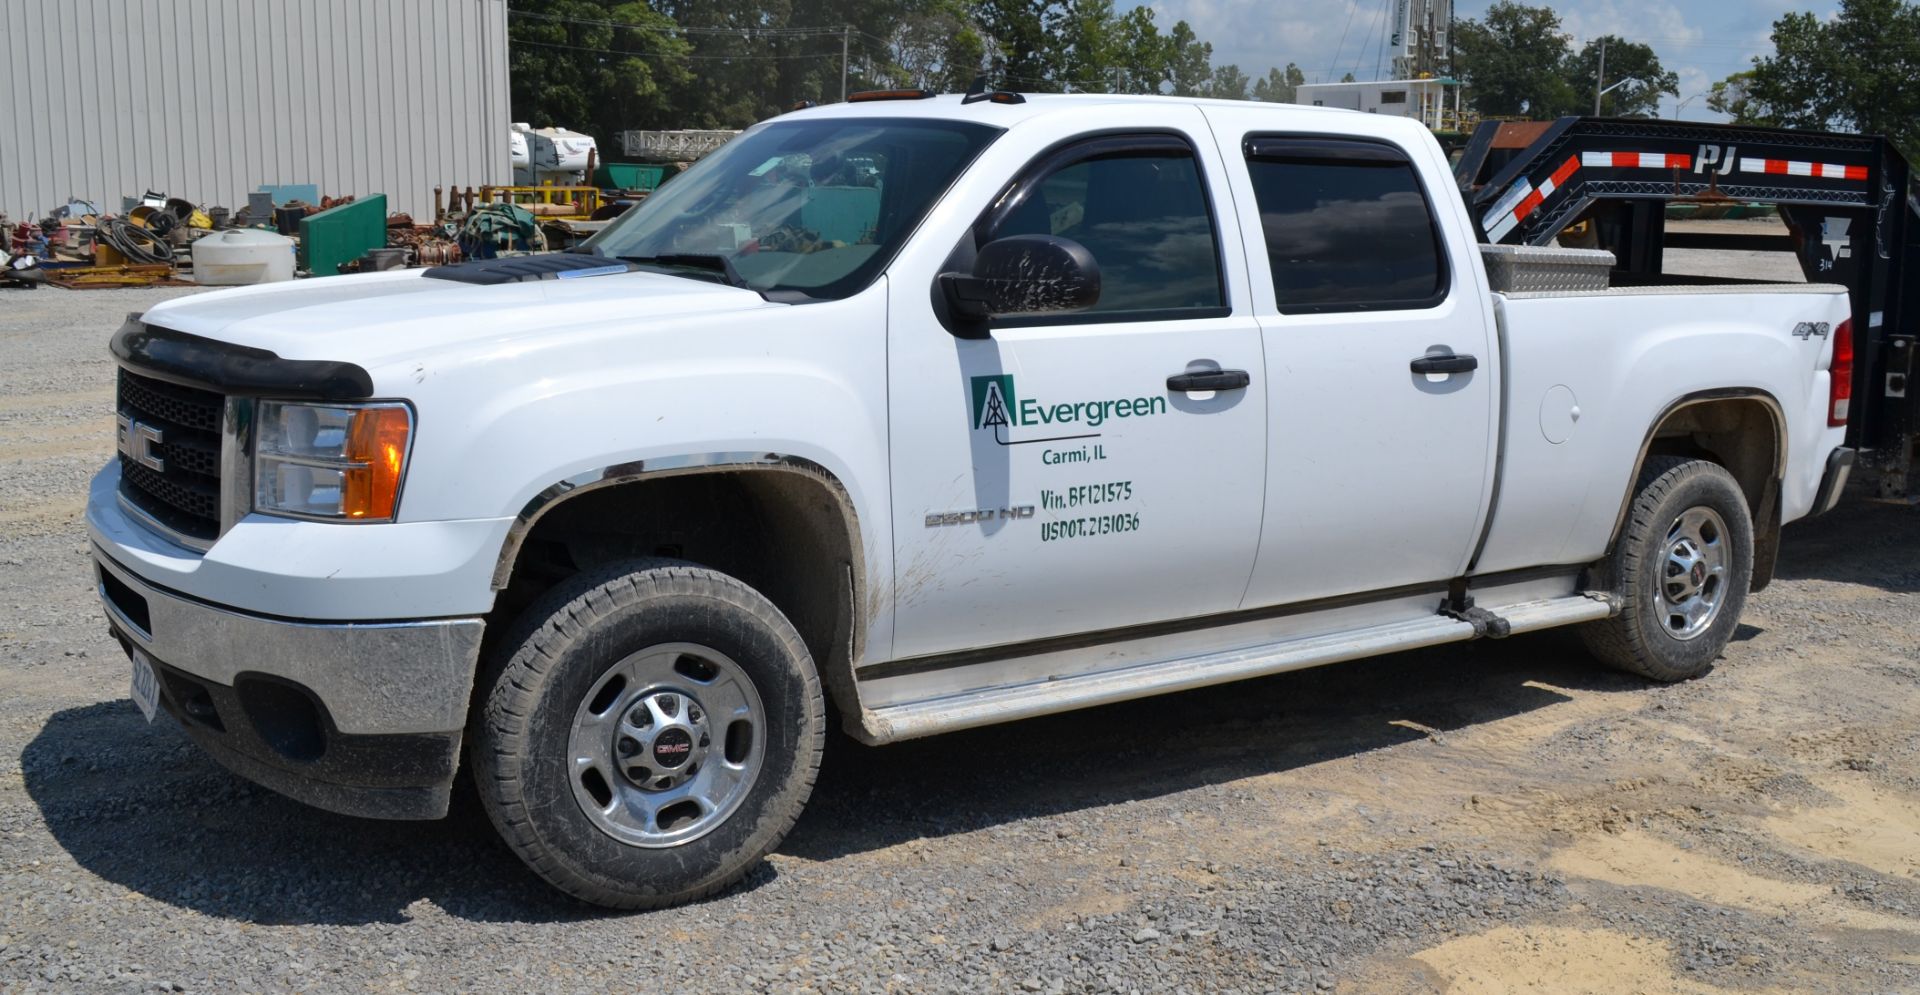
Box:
(1580, 151), (1693, 169)
(1485, 147), (1868, 242)
(1483, 155), (1578, 242)
(1738, 157), (1867, 180)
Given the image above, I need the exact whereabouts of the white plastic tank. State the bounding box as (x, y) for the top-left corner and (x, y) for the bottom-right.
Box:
(190, 229), (296, 285)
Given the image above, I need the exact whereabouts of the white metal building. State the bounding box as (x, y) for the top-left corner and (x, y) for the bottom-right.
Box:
(1294, 79), (1465, 132)
(1, 0), (511, 220)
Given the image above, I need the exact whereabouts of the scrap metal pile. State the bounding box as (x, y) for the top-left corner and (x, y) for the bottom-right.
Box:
(1, 194), (202, 289)
(2, 139), (701, 290)
(0, 184), (631, 290)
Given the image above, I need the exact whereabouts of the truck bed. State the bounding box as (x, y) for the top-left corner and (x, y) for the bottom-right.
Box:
(1474, 283), (1850, 575)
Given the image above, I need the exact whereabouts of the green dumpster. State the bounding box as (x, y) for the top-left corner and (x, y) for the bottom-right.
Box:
(592, 163), (678, 192)
(299, 194), (388, 277)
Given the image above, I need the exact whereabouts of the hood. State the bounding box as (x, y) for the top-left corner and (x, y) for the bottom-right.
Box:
(140, 267), (777, 367)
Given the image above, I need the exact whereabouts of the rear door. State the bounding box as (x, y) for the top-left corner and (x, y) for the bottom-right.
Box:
(885, 108), (1269, 660)
(1202, 110), (1499, 609)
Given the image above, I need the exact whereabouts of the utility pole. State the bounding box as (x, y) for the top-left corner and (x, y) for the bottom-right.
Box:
(1593, 37), (1607, 115)
(840, 26), (850, 101)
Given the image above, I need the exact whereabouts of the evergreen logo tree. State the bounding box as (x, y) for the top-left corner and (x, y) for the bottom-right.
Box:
(980, 380), (1010, 429)
(970, 374), (1017, 430)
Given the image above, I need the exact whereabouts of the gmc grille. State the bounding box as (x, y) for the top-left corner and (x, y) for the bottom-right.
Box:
(117, 369), (225, 543)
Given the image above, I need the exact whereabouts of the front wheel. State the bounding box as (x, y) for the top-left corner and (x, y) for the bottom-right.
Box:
(471, 560), (825, 908)
(1580, 456), (1754, 682)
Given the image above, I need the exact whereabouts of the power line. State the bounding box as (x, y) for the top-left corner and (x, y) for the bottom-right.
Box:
(1335, 0), (1392, 82)
(512, 8), (839, 36)
(510, 38), (841, 62)
(1326, 0), (1360, 84)
(509, 8), (892, 47)
(1370, 0), (1393, 81)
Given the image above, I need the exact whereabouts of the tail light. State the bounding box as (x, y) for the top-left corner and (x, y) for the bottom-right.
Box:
(1828, 318), (1854, 426)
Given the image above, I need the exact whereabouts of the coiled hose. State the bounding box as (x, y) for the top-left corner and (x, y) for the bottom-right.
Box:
(96, 217), (175, 265)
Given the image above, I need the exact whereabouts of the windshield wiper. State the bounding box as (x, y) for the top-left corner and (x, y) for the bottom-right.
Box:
(617, 253), (751, 291)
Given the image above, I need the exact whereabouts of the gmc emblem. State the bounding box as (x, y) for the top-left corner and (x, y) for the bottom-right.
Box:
(116, 413), (166, 472)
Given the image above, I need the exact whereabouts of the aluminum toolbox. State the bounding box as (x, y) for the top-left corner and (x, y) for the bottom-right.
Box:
(1479, 244), (1615, 294)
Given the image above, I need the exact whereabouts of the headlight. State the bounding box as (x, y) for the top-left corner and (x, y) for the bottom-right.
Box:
(253, 401), (413, 521)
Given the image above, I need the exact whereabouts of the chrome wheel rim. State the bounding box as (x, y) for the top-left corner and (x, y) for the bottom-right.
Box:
(1656, 506), (1729, 641)
(568, 642), (765, 848)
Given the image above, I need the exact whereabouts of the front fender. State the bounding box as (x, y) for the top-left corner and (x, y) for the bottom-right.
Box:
(369, 284), (897, 657)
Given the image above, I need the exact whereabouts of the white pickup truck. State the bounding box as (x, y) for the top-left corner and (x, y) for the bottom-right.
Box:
(90, 92), (1857, 907)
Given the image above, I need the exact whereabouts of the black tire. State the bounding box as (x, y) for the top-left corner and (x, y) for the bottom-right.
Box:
(471, 559), (825, 909)
(1580, 456), (1754, 682)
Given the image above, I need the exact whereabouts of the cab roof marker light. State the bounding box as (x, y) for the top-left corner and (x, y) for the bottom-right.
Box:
(847, 88), (935, 102)
(960, 76), (1026, 105)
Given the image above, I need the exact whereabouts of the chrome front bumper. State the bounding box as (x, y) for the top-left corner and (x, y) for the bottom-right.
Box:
(95, 547), (487, 819)
(94, 548), (484, 737)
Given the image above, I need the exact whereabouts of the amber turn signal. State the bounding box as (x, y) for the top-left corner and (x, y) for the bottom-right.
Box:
(343, 406), (412, 519)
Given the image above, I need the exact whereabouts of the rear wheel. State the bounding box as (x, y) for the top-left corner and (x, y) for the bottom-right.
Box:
(1580, 456), (1754, 682)
(472, 559), (824, 908)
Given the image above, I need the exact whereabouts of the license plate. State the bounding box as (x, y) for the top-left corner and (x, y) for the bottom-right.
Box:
(129, 649), (160, 724)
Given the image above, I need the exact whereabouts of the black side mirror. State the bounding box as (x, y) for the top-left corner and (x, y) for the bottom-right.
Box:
(940, 234), (1101, 324)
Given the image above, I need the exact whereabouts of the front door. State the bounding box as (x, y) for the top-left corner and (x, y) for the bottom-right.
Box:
(885, 116), (1269, 660)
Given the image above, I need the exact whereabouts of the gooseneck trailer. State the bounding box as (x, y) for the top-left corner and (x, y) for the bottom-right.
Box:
(1457, 116), (1919, 501)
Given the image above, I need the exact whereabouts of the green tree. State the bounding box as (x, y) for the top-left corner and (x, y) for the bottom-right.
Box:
(1051, 0), (1127, 91)
(1251, 63), (1305, 103)
(889, 2), (987, 91)
(1109, 6), (1168, 93)
(975, 0), (1054, 87)
(958, 1), (1225, 95)
(1205, 63), (1250, 100)
(1705, 70), (1767, 124)
(1451, 1), (1574, 117)
(1163, 20), (1213, 95)
(507, 0), (691, 145)
(646, 0), (791, 129)
(1562, 36), (1678, 117)
(1340, 71), (1356, 83)
(508, 0), (1233, 133)
(1737, 0), (1920, 156)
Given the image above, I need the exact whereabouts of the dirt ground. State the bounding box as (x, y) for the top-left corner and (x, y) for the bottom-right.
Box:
(1, 277), (1917, 994)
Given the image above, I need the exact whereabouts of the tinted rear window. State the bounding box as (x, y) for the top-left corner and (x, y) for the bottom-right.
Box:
(1246, 154), (1447, 313)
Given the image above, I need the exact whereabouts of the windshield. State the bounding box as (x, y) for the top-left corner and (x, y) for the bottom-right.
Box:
(582, 117), (1002, 301)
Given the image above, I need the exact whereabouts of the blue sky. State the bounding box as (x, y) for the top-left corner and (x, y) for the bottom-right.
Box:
(1124, 1), (1845, 119)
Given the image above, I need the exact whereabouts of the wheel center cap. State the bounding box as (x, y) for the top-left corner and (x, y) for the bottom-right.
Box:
(652, 727), (694, 768)
(1691, 562), (1707, 587)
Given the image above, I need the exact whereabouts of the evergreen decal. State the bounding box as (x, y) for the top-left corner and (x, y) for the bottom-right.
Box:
(967, 373), (1166, 447)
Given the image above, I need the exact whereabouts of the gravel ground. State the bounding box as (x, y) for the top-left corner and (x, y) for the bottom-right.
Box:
(3, 272), (1918, 995)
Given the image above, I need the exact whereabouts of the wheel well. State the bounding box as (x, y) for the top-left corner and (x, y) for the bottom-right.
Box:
(1627, 394), (1784, 589)
(489, 468), (864, 725)
(1643, 397), (1780, 515)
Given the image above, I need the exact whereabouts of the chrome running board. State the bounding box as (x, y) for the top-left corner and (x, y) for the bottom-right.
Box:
(856, 594), (1615, 744)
